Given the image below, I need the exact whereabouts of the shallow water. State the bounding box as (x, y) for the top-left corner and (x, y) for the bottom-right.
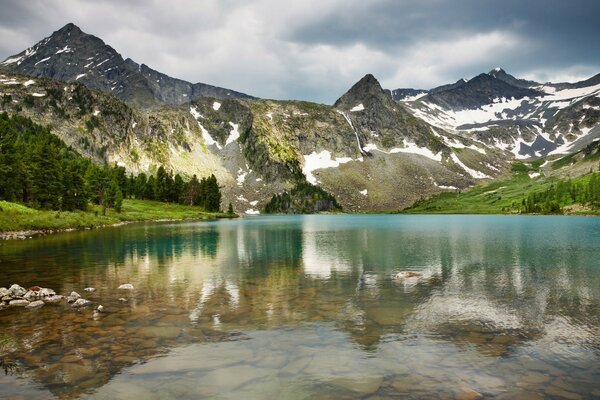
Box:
(0, 215), (599, 399)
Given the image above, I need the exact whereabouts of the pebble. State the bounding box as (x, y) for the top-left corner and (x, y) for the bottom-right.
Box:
(118, 284), (134, 290)
(118, 298), (128, 302)
(84, 287), (96, 292)
(96, 305), (104, 312)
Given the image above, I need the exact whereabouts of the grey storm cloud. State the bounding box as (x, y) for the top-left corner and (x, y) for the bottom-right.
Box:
(0, 0), (598, 104)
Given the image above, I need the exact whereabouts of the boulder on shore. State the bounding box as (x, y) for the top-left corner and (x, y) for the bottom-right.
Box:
(8, 284), (27, 297)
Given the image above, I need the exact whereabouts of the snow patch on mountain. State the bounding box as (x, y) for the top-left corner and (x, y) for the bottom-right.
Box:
(303, 150), (353, 184)
(350, 103), (364, 112)
(389, 141), (443, 161)
(451, 153), (489, 179)
(213, 101), (221, 111)
(225, 122), (240, 146)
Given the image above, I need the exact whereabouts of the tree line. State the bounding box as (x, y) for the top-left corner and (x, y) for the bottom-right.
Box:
(0, 113), (222, 213)
(522, 172), (600, 213)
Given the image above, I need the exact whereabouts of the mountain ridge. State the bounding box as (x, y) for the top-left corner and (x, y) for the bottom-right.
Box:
(0, 23), (254, 108)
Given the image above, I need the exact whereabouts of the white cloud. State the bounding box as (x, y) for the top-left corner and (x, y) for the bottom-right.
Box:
(0, 0), (597, 103)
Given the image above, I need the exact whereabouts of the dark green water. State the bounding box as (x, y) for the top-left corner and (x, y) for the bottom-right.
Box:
(0, 215), (599, 399)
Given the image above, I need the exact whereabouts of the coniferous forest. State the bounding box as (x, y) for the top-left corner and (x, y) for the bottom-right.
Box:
(0, 113), (223, 213)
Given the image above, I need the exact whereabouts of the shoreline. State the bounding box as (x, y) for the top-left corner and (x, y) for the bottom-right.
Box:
(3, 211), (599, 240)
(0, 216), (240, 241)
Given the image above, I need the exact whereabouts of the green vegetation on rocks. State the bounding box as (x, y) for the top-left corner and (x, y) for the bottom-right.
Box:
(263, 182), (342, 214)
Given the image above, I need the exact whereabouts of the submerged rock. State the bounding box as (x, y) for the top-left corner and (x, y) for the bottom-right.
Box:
(84, 287), (95, 292)
(118, 298), (128, 302)
(118, 284), (134, 290)
(394, 271), (422, 280)
(26, 300), (45, 309)
(66, 291), (81, 303)
(71, 298), (92, 308)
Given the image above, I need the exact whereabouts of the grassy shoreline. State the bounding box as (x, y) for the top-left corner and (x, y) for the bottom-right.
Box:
(0, 199), (236, 239)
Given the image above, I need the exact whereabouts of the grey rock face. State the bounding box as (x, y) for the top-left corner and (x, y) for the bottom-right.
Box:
(1, 23), (255, 108)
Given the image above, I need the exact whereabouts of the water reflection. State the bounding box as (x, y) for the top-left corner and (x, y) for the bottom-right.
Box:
(0, 215), (599, 399)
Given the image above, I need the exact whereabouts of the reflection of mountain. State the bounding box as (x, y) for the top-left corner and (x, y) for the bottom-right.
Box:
(0, 216), (599, 398)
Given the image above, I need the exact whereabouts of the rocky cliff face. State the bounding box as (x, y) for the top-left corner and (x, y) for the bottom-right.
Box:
(0, 23), (254, 108)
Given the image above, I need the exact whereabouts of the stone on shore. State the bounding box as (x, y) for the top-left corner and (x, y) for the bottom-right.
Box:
(39, 288), (56, 297)
(8, 284), (27, 297)
(9, 299), (30, 307)
(0, 287), (9, 297)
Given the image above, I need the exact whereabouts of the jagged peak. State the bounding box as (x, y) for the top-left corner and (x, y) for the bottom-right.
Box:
(334, 73), (389, 107)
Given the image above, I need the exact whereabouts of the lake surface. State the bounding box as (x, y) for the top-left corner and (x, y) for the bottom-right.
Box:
(0, 215), (599, 399)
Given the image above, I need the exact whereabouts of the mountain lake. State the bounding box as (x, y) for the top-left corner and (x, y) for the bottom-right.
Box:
(0, 215), (599, 399)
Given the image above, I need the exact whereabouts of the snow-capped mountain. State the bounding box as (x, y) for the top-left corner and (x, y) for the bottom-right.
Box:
(0, 23), (254, 108)
(393, 68), (600, 159)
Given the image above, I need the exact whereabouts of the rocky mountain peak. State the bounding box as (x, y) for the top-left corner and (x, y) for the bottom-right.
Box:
(334, 73), (392, 109)
(1, 23), (254, 107)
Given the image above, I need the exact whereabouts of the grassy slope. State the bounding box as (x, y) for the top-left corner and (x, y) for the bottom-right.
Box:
(401, 173), (600, 215)
(0, 199), (234, 232)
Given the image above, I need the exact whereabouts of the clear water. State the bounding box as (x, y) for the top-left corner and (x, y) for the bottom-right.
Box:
(0, 215), (599, 399)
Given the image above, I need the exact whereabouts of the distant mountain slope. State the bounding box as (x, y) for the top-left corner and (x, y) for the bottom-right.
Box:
(0, 23), (254, 108)
(393, 68), (600, 160)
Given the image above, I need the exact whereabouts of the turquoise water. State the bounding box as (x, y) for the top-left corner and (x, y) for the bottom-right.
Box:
(0, 215), (599, 399)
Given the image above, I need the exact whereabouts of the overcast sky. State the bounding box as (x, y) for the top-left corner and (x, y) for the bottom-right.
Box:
(1, 0), (599, 103)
